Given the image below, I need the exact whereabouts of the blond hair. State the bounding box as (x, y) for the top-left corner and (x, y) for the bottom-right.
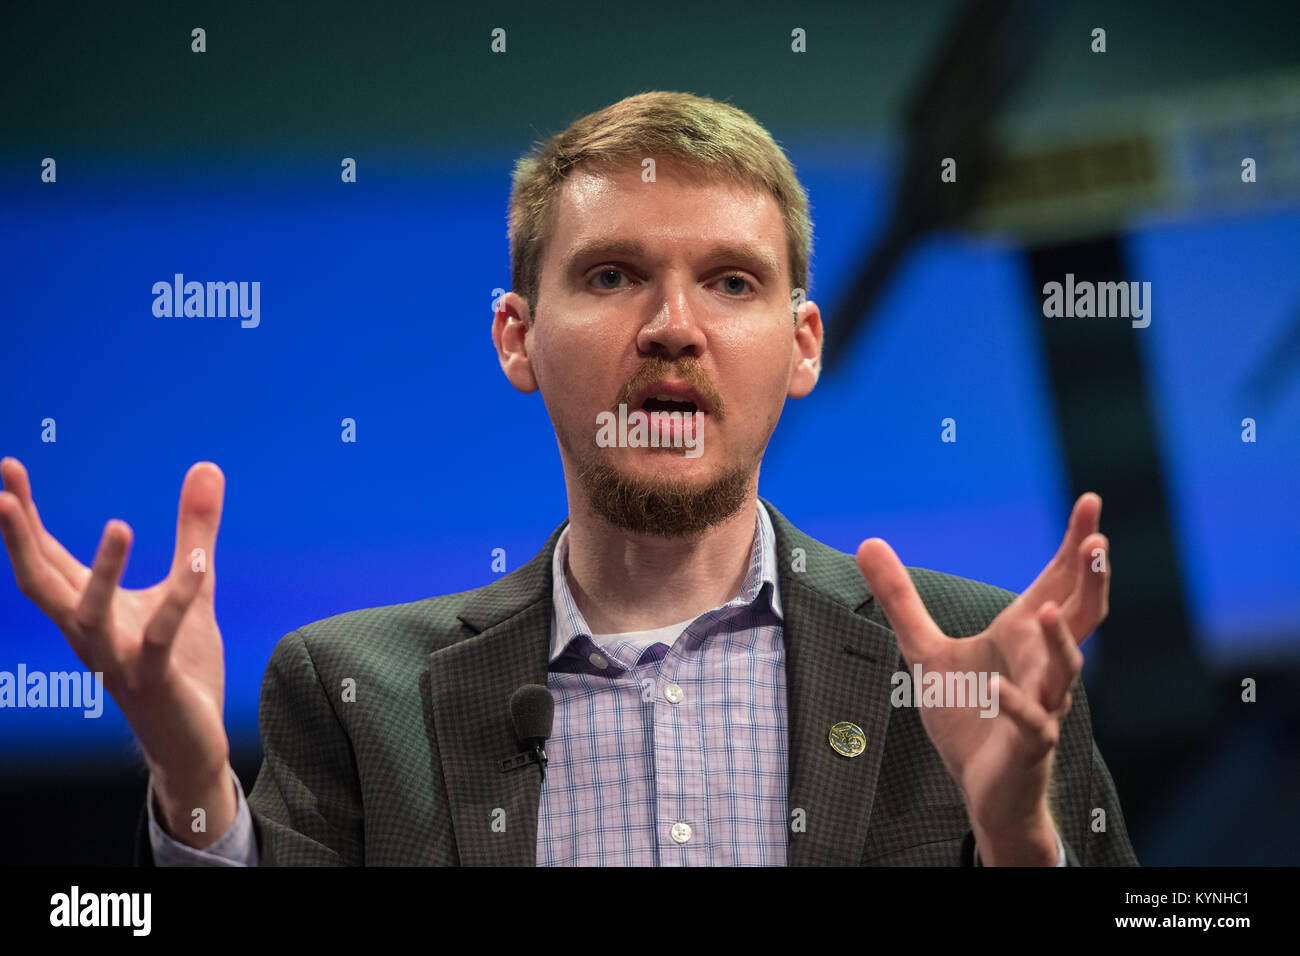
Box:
(508, 91), (812, 317)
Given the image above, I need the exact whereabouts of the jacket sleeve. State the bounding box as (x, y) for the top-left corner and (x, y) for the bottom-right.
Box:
(1051, 674), (1140, 867)
(1076, 736), (1140, 865)
(244, 628), (366, 865)
(957, 674), (1139, 868)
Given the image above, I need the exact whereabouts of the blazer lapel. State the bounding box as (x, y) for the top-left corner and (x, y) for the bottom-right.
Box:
(762, 499), (900, 866)
(423, 522), (566, 866)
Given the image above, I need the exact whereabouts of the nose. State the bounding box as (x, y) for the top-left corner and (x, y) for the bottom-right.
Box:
(635, 270), (707, 359)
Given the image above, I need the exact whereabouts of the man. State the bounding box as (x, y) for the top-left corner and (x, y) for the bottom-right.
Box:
(0, 91), (1137, 866)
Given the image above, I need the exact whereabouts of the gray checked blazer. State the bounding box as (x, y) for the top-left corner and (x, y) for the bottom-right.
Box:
(135, 498), (1139, 866)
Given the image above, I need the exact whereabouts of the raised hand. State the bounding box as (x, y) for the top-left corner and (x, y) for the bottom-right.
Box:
(855, 493), (1110, 865)
(0, 457), (235, 847)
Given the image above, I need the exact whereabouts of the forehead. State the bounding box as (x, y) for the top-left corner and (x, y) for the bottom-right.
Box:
(544, 160), (787, 272)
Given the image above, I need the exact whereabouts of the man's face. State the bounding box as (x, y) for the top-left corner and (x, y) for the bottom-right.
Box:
(495, 158), (821, 536)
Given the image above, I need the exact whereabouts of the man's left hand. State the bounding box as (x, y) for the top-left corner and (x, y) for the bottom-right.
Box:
(854, 493), (1111, 865)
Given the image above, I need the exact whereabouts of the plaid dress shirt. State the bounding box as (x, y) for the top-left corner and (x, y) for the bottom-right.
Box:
(538, 501), (788, 866)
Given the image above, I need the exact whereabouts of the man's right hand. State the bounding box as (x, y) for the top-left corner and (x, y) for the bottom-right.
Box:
(0, 456), (236, 849)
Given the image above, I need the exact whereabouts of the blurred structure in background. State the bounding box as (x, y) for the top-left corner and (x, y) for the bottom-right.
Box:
(825, 2), (1300, 863)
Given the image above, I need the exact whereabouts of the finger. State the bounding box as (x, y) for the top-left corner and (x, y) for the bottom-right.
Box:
(0, 457), (91, 590)
(989, 674), (1059, 759)
(0, 487), (81, 619)
(1026, 601), (1083, 713)
(76, 519), (133, 632)
(1020, 492), (1101, 610)
(1059, 532), (1110, 643)
(855, 538), (946, 660)
(170, 462), (224, 581)
(139, 559), (207, 681)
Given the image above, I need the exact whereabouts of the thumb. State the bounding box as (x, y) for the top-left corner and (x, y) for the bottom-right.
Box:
(855, 537), (945, 661)
(171, 462), (224, 581)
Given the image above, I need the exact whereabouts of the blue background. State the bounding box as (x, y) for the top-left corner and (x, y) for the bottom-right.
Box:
(3, 152), (1296, 758)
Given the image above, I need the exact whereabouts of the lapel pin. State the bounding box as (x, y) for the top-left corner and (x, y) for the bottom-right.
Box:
(829, 721), (866, 757)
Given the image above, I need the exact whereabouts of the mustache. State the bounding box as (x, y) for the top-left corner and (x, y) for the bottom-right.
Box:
(613, 359), (724, 420)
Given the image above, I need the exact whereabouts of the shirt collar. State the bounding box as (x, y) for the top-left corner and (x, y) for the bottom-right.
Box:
(549, 499), (784, 666)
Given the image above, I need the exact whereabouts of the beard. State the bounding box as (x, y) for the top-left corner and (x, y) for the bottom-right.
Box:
(574, 453), (754, 537)
(551, 353), (763, 536)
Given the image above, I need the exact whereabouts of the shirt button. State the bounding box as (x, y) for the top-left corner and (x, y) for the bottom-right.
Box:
(670, 822), (692, 844)
(664, 683), (684, 704)
(588, 652), (608, 669)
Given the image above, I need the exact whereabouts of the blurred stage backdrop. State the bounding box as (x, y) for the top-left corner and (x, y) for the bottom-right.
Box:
(1, 0), (1297, 864)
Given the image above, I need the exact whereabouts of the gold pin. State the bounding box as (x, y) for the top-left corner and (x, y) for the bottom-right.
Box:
(829, 721), (866, 757)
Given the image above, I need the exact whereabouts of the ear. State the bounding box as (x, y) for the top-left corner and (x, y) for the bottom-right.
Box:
(788, 299), (823, 398)
(492, 291), (539, 394)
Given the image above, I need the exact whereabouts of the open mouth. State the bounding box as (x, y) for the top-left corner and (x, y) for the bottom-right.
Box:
(629, 380), (711, 418)
(602, 383), (709, 454)
(640, 394), (700, 415)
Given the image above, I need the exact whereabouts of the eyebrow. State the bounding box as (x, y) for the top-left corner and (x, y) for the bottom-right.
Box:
(561, 237), (782, 281)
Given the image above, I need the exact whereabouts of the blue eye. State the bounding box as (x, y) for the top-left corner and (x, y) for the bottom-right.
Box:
(718, 274), (753, 295)
(588, 269), (753, 294)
